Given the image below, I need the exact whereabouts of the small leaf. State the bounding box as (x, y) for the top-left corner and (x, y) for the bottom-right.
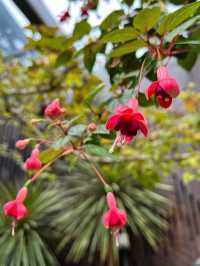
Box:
(68, 124), (87, 137)
(100, 27), (137, 43)
(84, 144), (113, 158)
(52, 136), (71, 149)
(73, 20), (91, 40)
(138, 93), (156, 107)
(110, 40), (146, 58)
(55, 50), (72, 67)
(39, 148), (62, 164)
(133, 7), (161, 33)
(84, 84), (104, 104)
(100, 10), (124, 31)
(157, 2), (200, 35)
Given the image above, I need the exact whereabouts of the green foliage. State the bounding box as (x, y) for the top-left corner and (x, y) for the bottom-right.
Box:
(0, 182), (64, 266)
(55, 165), (169, 264)
(133, 7), (161, 33)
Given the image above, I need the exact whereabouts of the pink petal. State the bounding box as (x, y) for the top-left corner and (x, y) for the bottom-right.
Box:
(118, 210), (127, 227)
(107, 192), (117, 210)
(157, 66), (169, 80)
(159, 78), (180, 98)
(127, 99), (138, 112)
(16, 187), (28, 203)
(105, 115), (119, 130)
(115, 105), (132, 115)
(123, 135), (134, 144)
(16, 203), (27, 220)
(144, 82), (158, 100)
(3, 201), (17, 217)
(102, 212), (110, 229)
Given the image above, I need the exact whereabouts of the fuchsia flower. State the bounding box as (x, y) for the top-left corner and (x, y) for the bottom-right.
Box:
(15, 139), (29, 150)
(81, 6), (89, 17)
(3, 187), (28, 220)
(44, 99), (65, 119)
(58, 10), (70, 22)
(24, 148), (42, 171)
(102, 192), (126, 229)
(145, 66), (180, 108)
(105, 99), (148, 147)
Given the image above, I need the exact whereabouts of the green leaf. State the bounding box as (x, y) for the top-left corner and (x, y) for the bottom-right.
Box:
(84, 84), (104, 104)
(176, 40), (200, 45)
(100, 10), (124, 31)
(55, 50), (72, 67)
(133, 7), (161, 33)
(91, 124), (110, 136)
(84, 144), (113, 158)
(83, 42), (104, 72)
(68, 124), (87, 137)
(178, 51), (197, 71)
(73, 20), (91, 40)
(100, 27), (137, 43)
(39, 148), (62, 164)
(138, 93), (155, 107)
(52, 136), (71, 149)
(157, 2), (200, 35)
(109, 40), (146, 58)
(165, 15), (200, 42)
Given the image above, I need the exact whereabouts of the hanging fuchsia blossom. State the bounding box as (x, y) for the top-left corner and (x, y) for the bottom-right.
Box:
(102, 192), (126, 229)
(81, 6), (89, 17)
(15, 139), (29, 150)
(3, 187), (28, 220)
(105, 99), (148, 149)
(44, 99), (65, 119)
(58, 10), (70, 22)
(145, 66), (180, 108)
(24, 148), (42, 171)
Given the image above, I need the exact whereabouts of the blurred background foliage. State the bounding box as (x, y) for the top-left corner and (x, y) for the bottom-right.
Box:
(0, 0), (200, 265)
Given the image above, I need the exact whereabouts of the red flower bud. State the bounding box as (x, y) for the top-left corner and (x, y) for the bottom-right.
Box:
(88, 122), (97, 132)
(24, 148), (42, 171)
(15, 139), (29, 150)
(58, 10), (70, 22)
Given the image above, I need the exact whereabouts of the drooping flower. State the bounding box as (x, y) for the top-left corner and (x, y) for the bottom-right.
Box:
(44, 99), (65, 119)
(145, 65), (180, 108)
(80, 6), (89, 17)
(24, 148), (42, 171)
(58, 9), (70, 22)
(87, 122), (97, 132)
(102, 192), (126, 230)
(105, 99), (148, 149)
(3, 187), (28, 220)
(15, 139), (29, 150)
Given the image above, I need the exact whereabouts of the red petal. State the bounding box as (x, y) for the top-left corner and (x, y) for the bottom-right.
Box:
(156, 95), (172, 108)
(3, 201), (17, 218)
(127, 99), (138, 112)
(138, 120), (148, 137)
(16, 203), (27, 220)
(144, 82), (158, 100)
(107, 192), (117, 210)
(105, 115), (119, 130)
(133, 112), (145, 121)
(118, 210), (126, 227)
(123, 135), (134, 144)
(159, 78), (180, 98)
(157, 66), (169, 80)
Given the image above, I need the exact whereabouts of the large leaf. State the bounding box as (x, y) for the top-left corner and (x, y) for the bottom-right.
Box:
(100, 27), (137, 43)
(157, 2), (200, 35)
(133, 7), (161, 33)
(100, 10), (124, 31)
(109, 40), (146, 58)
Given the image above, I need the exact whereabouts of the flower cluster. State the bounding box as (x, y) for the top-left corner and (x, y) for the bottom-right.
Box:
(3, 65), (179, 242)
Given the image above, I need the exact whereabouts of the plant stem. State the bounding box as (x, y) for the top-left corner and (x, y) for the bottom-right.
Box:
(25, 146), (74, 185)
(134, 57), (146, 98)
(81, 151), (108, 187)
(109, 232), (114, 266)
